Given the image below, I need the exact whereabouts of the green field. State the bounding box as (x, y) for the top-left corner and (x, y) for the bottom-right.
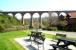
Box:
(0, 30), (31, 50)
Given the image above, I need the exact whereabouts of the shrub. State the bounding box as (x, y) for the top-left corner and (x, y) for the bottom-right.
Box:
(5, 27), (17, 32)
(57, 25), (64, 30)
(0, 25), (5, 32)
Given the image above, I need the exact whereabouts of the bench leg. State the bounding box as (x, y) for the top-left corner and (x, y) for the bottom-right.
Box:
(37, 44), (39, 50)
(54, 48), (56, 50)
(43, 43), (44, 50)
(31, 40), (32, 45)
(52, 46), (56, 50)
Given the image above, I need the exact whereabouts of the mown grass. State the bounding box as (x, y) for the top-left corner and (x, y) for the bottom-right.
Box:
(45, 34), (55, 39)
(0, 30), (56, 50)
(1, 30), (75, 50)
(0, 30), (31, 50)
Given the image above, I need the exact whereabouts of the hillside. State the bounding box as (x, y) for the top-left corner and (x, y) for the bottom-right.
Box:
(0, 14), (21, 32)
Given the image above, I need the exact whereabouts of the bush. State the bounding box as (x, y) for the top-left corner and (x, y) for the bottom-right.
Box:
(5, 27), (17, 32)
(50, 27), (57, 31)
(0, 25), (5, 32)
(57, 25), (64, 30)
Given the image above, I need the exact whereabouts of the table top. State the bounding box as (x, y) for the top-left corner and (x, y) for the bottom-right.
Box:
(32, 30), (42, 33)
(58, 38), (76, 42)
(58, 38), (76, 47)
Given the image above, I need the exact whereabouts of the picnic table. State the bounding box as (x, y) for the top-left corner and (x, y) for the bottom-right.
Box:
(51, 37), (76, 50)
(29, 31), (43, 40)
(28, 30), (45, 50)
(57, 38), (76, 47)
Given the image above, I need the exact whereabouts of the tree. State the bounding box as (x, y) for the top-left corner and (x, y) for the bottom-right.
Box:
(65, 14), (72, 31)
(57, 15), (67, 30)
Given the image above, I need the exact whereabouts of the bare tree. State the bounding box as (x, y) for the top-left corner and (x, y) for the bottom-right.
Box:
(49, 15), (59, 27)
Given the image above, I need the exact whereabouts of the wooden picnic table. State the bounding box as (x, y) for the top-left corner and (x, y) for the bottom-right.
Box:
(30, 31), (45, 50)
(51, 37), (76, 50)
(57, 38), (76, 47)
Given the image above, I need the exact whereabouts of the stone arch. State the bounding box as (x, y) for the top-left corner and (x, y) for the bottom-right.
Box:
(41, 13), (50, 28)
(15, 13), (22, 20)
(51, 12), (58, 17)
(24, 13), (31, 19)
(32, 13), (40, 18)
(32, 13), (40, 28)
(59, 12), (67, 19)
(8, 13), (13, 17)
(41, 12), (49, 18)
(23, 13), (31, 26)
(50, 12), (59, 26)
(59, 12), (67, 16)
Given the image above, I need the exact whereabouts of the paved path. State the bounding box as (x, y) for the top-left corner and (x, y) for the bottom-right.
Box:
(32, 29), (76, 38)
(14, 37), (54, 50)
(14, 29), (76, 50)
(41, 30), (76, 38)
(14, 37), (76, 50)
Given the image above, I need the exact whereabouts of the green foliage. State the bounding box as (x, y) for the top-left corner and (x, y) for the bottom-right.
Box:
(42, 17), (49, 28)
(0, 14), (21, 32)
(0, 25), (5, 32)
(0, 14), (21, 26)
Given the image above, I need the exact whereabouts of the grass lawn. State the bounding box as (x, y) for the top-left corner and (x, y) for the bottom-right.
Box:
(1, 30), (75, 50)
(0, 30), (31, 50)
(0, 30), (55, 50)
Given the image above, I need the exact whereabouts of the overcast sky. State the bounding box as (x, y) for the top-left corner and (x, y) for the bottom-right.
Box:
(0, 0), (76, 11)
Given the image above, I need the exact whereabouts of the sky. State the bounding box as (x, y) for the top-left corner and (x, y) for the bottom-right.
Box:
(0, 0), (76, 19)
(0, 0), (76, 11)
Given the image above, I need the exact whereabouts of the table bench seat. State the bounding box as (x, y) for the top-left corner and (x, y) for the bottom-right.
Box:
(50, 44), (71, 50)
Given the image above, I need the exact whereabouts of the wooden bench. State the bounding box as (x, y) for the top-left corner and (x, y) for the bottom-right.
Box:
(56, 33), (66, 37)
(33, 34), (45, 50)
(53, 33), (66, 42)
(28, 31), (45, 50)
(51, 33), (67, 50)
(28, 31), (36, 40)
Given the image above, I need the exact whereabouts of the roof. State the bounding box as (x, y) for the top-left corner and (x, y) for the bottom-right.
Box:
(68, 12), (76, 18)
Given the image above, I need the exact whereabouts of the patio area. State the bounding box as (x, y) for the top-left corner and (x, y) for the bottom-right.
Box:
(14, 37), (56, 50)
(14, 34), (76, 50)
